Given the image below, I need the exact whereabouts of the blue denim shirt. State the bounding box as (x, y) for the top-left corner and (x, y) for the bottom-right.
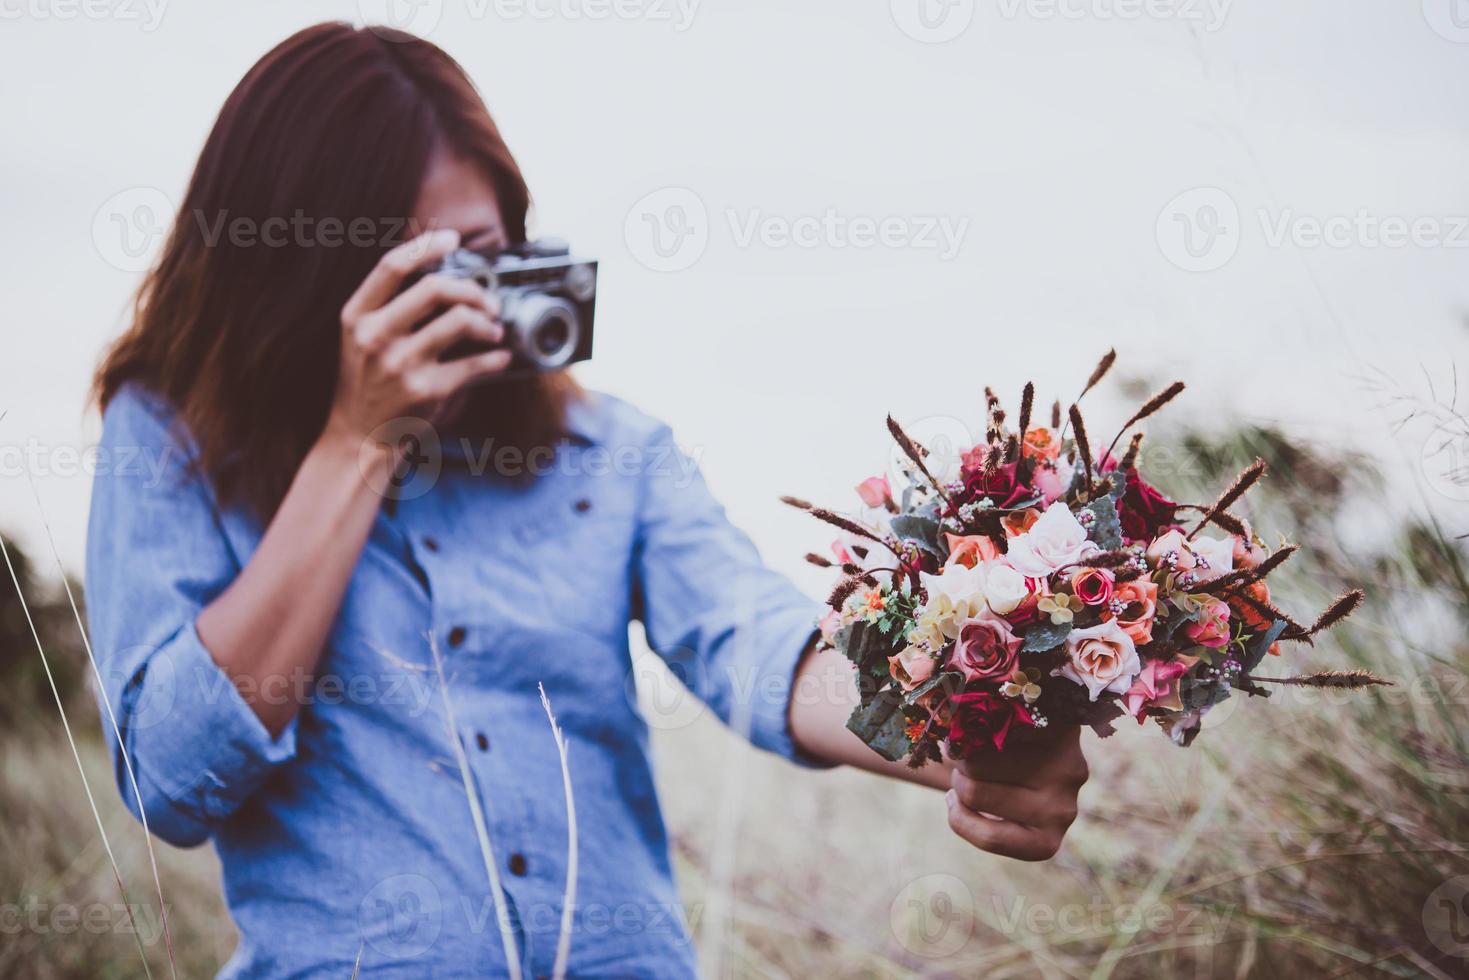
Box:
(85, 384), (822, 978)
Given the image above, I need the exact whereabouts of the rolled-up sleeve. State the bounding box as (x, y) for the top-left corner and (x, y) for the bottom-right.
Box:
(632, 422), (829, 765)
(85, 386), (297, 846)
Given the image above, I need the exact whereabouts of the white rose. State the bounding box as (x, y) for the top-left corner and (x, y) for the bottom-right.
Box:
(1003, 502), (1100, 577)
(1191, 534), (1235, 582)
(980, 560), (1030, 615)
(915, 563), (988, 644)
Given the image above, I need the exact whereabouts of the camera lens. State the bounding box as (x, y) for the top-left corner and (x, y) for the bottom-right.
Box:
(509, 293), (580, 369)
(534, 315), (570, 358)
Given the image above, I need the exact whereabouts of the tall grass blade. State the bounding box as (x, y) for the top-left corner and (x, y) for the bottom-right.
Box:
(0, 534), (155, 979)
(538, 683), (578, 980)
(23, 469), (178, 980)
(426, 632), (522, 980)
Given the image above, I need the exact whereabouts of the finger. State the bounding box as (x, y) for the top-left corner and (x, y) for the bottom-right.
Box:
(950, 769), (1060, 828)
(946, 790), (1061, 861)
(359, 274), (494, 347)
(394, 304), (503, 365)
(415, 348), (514, 399)
(342, 228), (461, 325)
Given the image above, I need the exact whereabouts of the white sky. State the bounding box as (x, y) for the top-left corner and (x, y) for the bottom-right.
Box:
(1, 0), (1467, 577)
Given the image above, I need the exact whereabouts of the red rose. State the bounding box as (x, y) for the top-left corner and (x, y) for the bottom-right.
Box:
(957, 459), (1034, 511)
(1117, 469), (1177, 543)
(947, 691), (1035, 755)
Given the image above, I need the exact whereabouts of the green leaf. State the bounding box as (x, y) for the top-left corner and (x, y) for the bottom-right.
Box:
(1085, 494), (1124, 551)
(890, 514), (942, 556)
(1180, 672), (1233, 711)
(845, 689), (914, 762)
(903, 670), (962, 705)
(1240, 618), (1289, 674)
(835, 620), (897, 686)
(1022, 620), (1073, 653)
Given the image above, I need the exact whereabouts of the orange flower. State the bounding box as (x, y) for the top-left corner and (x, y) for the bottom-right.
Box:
(1002, 508), (1041, 537)
(864, 588), (887, 613)
(1228, 580), (1282, 656)
(1105, 579), (1159, 645)
(1229, 580), (1273, 632)
(944, 533), (1000, 568)
(1022, 427), (1061, 462)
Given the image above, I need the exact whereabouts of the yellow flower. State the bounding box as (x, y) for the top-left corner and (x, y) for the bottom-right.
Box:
(1037, 592), (1081, 625)
(1000, 667), (1043, 702)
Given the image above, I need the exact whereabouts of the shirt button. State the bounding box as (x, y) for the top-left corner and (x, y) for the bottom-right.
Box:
(508, 853), (528, 876)
(423, 536), (440, 552)
(447, 626), (467, 648)
(573, 498), (591, 513)
(475, 731), (490, 752)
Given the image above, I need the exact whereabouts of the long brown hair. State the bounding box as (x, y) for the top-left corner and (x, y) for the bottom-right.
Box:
(95, 21), (576, 519)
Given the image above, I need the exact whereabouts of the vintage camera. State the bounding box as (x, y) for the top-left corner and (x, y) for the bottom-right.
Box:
(415, 239), (596, 374)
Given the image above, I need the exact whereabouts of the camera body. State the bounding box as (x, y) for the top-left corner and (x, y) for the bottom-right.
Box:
(416, 238), (596, 375)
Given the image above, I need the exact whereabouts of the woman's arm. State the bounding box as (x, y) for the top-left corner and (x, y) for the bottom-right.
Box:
(789, 641), (1088, 861)
(197, 229), (511, 735)
(787, 641), (953, 790)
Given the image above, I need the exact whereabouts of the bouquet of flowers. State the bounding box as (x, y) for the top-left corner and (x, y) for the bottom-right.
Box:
(786, 352), (1385, 766)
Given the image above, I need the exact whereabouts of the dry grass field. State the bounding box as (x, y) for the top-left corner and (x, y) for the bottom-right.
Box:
(2, 423), (1465, 978)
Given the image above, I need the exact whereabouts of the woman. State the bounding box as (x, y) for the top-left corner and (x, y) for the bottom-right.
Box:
(87, 22), (1087, 977)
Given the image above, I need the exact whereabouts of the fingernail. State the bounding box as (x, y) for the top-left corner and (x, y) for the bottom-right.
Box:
(945, 789), (957, 809)
(434, 228), (460, 248)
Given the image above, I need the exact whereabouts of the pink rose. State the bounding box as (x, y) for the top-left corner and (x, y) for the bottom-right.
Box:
(1122, 659), (1191, 720)
(1145, 529), (1196, 571)
(1070, 567), (1115, 607)
(1031, 463), (1067, 505)
(888, 646), (936, 691)
(950, 610), (1022, 683)
(1055, 619), (1140, 701)
(855, 475), (891, 509)
(818, 610), (841, 644)
(1186, 600), (1231, 648)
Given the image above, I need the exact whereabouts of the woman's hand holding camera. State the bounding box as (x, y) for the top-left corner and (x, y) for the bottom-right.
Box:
(326, 229), (509, 452)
